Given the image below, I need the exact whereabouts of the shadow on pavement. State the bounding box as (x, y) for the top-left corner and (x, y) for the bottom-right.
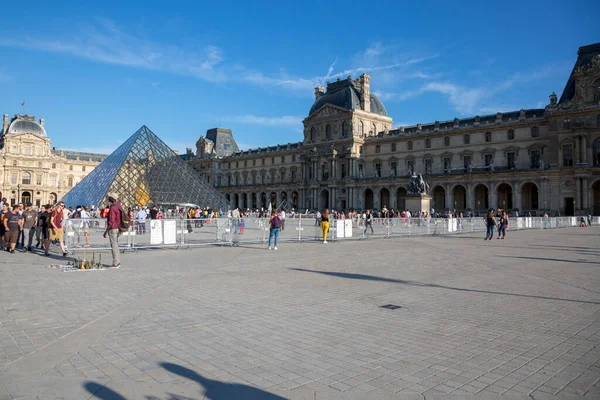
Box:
(84, 363), (287, 399)
(498, 255), (600, 265)
(84, 382), (126, 400)
(161, 362), (287, 400)
(290, 268), (600, 305)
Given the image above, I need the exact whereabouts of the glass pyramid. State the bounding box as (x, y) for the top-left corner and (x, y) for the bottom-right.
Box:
(60, 125), (230, 210)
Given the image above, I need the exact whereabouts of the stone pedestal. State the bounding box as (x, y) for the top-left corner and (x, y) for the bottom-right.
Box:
(405, 194), (432, 214)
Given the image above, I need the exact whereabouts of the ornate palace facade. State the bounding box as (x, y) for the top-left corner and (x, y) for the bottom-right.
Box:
(0, 114), (105, 207)
(188, 43), (600, 216)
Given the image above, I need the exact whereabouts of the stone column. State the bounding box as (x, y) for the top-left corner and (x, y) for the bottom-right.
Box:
(576, 136), (582, 164)
(575, 177), (581, 210)
(582, 136), (588, 164)
(331, 158), (336, 180)
(445, 184), (452, 210)
(466, 183), (474, 210)
(514, 186), (522, 211)
(582, 178), (589, 210)
(490, 183), (498, 209)
(331, 187), (336, 210)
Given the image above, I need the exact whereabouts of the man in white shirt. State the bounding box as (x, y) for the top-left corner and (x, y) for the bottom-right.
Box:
(280, 210), (286, 231)
(135, 208), (147, 234)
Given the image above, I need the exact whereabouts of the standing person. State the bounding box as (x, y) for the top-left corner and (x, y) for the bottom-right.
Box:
(267, 210), (281, 250)
(103, 193), (122, 268)
(22, 203), (38, 252)
(280, 209), (286, 231)
(149, 206), (158, 220)
(50, 202), (68, 256)
(3, 206), (23, 254)
(0, 203), (7, 250)
(16, 203), (24, 249)
(80, 206), (91, 247)
(497, 211), (508, 239)
(484, 209), (497, 241)
(38, 205), (51, 256)
(135, 207), (147, 234)
(321, 208), (330, 244)
(365, 209), (374, 235)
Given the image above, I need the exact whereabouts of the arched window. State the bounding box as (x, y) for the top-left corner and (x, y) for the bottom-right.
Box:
(310, 127), (316, 142)
(594, 79), (600, 101)
(341, 121), (347, 138)
(485, 132), (491, 142)
(22, 172), (31, 185)
(359, 121), (364, 137)
(596, 114), (600, 127)
(68, 176), (73, 187)
(371, 123), (377, 136)
(425, 138), (431, 149)
(594, 138), (600, 166)
(325, 124), (332, 140)
(52, 163), (56, 169)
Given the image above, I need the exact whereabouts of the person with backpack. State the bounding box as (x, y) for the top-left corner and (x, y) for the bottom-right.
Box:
(103, 193), (125, 267)
(267, 210), (281, 250)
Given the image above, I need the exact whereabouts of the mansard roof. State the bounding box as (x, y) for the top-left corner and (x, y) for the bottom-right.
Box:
(559, 42), (600, 104)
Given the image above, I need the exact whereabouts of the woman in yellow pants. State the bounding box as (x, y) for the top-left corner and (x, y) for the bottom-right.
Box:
(321, 208), (330, 244)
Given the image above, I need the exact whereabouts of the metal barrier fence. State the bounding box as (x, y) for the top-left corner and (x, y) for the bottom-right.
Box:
(61, 216), (600, 253)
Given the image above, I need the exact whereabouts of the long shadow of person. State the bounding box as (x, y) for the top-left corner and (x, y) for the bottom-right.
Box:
(84, 382), (127, 400)
(161, 362), (287, 400)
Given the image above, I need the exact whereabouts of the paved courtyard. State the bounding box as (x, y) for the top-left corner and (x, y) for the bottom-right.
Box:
(1, 227), (599, 399)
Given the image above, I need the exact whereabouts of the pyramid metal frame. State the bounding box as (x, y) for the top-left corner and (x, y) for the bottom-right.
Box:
(60, 125), (230, 210)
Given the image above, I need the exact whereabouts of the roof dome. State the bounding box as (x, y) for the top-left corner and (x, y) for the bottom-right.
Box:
(308, 77), (387, 117)
(7, 118), (47, 137)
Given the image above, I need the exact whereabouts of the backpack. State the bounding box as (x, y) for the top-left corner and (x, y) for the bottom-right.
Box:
(271, 215), (281, 228)
(119, 207), (131, 232)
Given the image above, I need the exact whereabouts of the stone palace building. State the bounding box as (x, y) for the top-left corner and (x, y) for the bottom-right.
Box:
(187, 42), (600, 216)
(0, 114), (105, 207)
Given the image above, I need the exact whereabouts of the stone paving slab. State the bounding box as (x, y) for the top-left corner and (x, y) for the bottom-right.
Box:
(0, 227), (599, 399)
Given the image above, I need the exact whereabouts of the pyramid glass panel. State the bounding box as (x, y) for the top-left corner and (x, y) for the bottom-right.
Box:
(60, 126), (230, 210)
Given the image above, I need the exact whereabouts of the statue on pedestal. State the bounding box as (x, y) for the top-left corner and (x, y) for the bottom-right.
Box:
(408, 174), (429, 195)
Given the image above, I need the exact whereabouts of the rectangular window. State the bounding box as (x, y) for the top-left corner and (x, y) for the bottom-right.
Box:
(408, 141), (413, 150)
(271, 157), (275, 164)
(563, 145), (573, 167)
(407, 160), (414, 175)
(262, 159), (265, 165)
(36, 174), (42, 185)
(341, 163), (347, 178)
(292, 155), (296, 162)
(51, 175), (57, 186)
(391, 143), (397, 152)
(463, 134), (470, 144)
(484, 154), (493, 167)
(82, 166), (86, 172)
(463, 155), (471, 170)
(236, 161), (239, 168)
(444, 136), (450, 147)
(375, 163), (381, 178)
(291, 170), (296, 182)
(244, 160), (247, 167)
(443, 157), (451, 173)
(485, 132), (491, 142)
(507, 152), (516, 169)
(425, 138), (431, 149)
(281, 156), (285, 163)
(253, 159), (256, 166)
(507, 129), (515, 140)
(358, 163), (364, 177)
(10, 172), (17, 184)
(376, 145), (381, 154)
(425, 159), (432, 174)
(531, 127), (540, 137)
(531, 150), (541, 169)
(391, 161), (397, 177)
(228, 163), (231, 169)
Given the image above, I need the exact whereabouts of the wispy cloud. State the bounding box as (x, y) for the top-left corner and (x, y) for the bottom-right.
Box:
(0, 19), (227, 82)
(224, 114), (303, 127)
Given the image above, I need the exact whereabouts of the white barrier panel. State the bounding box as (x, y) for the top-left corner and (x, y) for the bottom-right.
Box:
(336, 220), (345, 238)
(344, 220), (353, 238)
(163, 220), (177, 245)
(150, 220), (163, 245)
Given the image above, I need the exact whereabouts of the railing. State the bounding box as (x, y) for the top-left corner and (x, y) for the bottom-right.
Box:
(59, 216), (599, 253)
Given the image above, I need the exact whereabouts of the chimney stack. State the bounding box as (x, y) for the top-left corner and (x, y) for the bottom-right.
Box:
(173, 150), (179, 155)
(39, 118), (45, 127)
(186, 147), (193, 155)
(2, 114), (8, 135)
(360, 74), (371, 113)
(314, 85), (325, 99)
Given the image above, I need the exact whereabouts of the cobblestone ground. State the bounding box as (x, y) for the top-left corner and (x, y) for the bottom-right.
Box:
(1, 227), (599, 399)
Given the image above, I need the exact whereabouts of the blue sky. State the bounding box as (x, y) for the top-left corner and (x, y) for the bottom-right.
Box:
(0, 0), (598, 154)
